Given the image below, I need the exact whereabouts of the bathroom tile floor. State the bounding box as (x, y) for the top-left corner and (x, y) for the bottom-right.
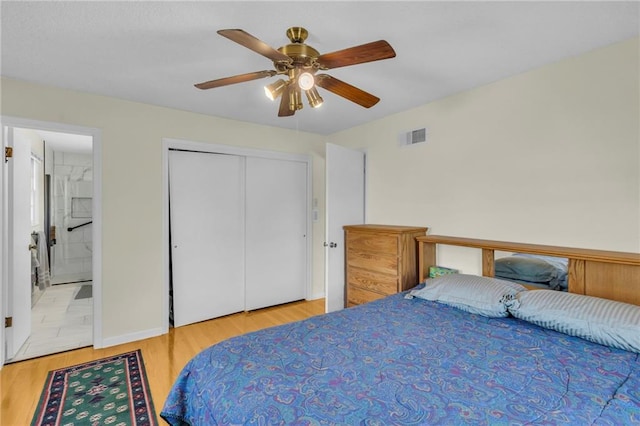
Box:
(9, 282), (93, 362)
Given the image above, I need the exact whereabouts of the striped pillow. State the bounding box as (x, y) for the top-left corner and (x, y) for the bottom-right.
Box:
(508, 290), (640, 353)
(406, 274), (526, 317)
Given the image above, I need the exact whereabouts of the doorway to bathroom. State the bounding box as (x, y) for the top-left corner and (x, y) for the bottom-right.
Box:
(2, 120), (100, 364)
(46, 131), (94, 287)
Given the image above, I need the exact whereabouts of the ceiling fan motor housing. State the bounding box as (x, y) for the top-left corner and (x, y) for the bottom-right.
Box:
(278, 27), (320, 72)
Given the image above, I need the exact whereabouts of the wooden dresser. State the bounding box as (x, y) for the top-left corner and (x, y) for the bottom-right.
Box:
(344, 225), (428, 307)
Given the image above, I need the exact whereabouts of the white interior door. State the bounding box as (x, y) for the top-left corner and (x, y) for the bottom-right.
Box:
(325, 143), (365, 313)
(245, 157), (307, 311)
(169, 150), (245, 327)
(4, 126), (32, 360)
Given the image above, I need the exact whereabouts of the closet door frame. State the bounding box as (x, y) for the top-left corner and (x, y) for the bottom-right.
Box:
(161, 138), (312, 334)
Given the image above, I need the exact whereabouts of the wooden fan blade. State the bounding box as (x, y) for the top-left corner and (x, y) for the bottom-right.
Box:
(195, 70), (277, 90)
(316, 40), (396, 70)
(218, 29), (293, 64)
(315, 74), (380, 108)
(278, 85), (295, 117)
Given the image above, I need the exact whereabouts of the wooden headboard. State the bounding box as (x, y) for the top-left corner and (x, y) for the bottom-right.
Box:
(417, 235), (640, 306)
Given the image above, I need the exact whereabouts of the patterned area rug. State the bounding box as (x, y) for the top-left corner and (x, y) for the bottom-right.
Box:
(31, 350), (157, 426)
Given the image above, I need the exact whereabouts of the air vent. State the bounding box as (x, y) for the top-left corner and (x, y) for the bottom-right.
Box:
(408, 128), (427, 144)
(398, 127), (429, 146)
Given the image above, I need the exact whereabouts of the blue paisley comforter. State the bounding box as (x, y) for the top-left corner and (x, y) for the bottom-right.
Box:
(161, 292), (640, 425)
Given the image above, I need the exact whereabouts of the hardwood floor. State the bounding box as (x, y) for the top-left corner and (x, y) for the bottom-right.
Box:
(1, 298), (325, 425)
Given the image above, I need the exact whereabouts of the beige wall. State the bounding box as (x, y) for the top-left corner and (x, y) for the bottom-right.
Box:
(328, 38), (639, 273)
(1, 79), (326, 343)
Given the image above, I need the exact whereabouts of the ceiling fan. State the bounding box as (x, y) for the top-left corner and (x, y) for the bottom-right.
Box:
(194, 27), (396, 117)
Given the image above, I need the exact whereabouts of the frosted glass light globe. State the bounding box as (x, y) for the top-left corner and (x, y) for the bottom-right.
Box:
(298, 72), (315, 90)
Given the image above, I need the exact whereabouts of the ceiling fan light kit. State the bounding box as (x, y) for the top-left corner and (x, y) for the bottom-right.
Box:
(289, 86), (303, 111)
(195, 26), (396, 117)
(264, 78), (288, 101)
(297, 72), (315, 91)
(305, 87), (323, 109)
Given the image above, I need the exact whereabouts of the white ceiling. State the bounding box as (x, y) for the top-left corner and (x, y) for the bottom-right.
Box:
(1, 1), (638, 135)
(34, 129), (93, 154)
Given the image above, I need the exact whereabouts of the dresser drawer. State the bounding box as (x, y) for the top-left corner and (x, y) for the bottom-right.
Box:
(347, 232), (398, 255)
(347, 286), (388, 306)
(348, 268), (397, 294)
(347, 249), (398, 275)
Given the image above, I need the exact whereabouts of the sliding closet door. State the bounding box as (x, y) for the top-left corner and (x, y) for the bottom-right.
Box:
(169, 150), (245, 327)
(245, 157), (307, 310)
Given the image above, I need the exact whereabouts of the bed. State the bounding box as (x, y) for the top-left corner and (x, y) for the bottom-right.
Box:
(161, 236), (640, 425)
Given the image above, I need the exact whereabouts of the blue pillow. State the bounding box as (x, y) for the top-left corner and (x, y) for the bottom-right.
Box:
(508, 290), (640, 353)
(495, 255), (558, 283)
(406, 274), (526, 318)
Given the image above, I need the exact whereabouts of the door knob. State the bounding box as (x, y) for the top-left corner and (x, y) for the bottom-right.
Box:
(29, 244), (37, 250)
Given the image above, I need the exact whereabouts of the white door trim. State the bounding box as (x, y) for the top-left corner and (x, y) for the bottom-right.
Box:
(161, 138), (313, 334)
(0, 115), (103, 368)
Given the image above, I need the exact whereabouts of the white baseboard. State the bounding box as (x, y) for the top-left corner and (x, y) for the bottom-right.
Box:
(99, 327), (165, 348)
(308, 291), (325, 301)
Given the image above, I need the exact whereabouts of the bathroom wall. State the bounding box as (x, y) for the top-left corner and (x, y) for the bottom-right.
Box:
(51, 151), (93, 283)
